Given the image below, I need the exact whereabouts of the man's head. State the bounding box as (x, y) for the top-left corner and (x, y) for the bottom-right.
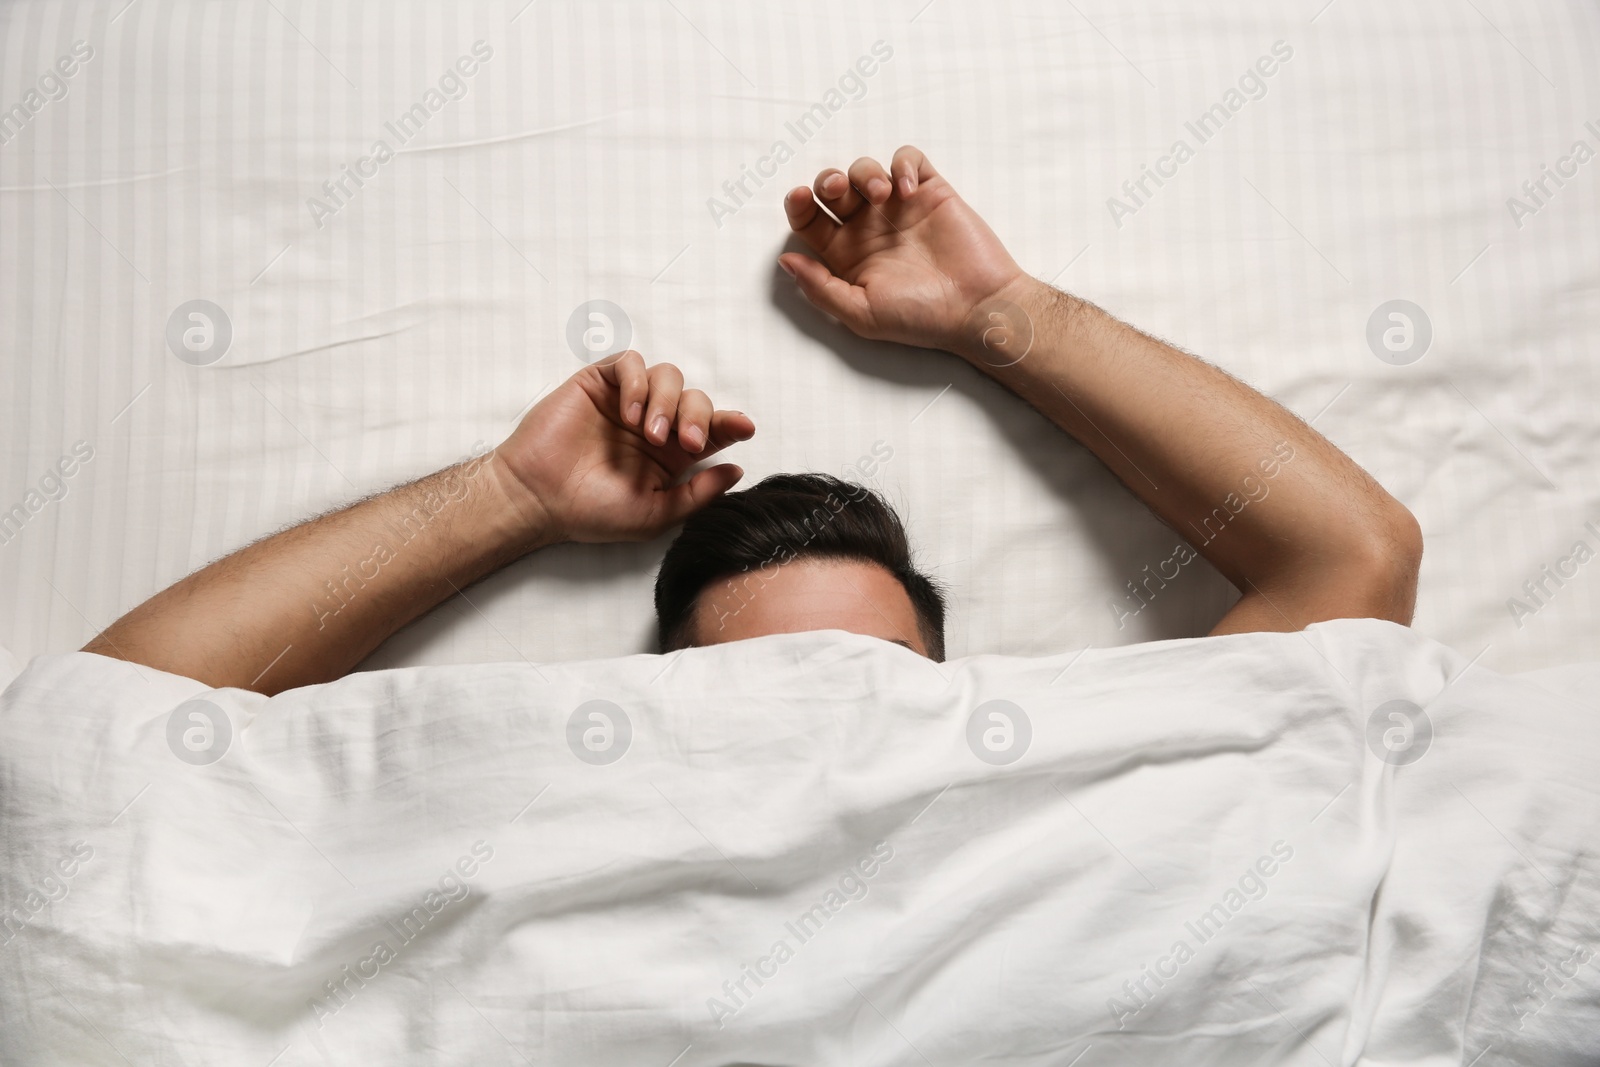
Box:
(654, 473), (946, 660)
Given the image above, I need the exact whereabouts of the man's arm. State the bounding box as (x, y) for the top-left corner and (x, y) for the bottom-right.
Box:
(84, 353), (755, 693)
(779, 146), (1421, 634)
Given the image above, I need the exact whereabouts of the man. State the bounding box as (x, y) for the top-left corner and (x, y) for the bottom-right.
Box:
(84, 147), (1421, 692)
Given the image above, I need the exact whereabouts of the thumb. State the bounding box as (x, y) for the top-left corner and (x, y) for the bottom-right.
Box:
(657, 463), (744, 529)
(779, 254), (874, 335)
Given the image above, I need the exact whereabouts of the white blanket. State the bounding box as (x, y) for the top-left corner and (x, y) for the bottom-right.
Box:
(3, 620), (1597, 1065)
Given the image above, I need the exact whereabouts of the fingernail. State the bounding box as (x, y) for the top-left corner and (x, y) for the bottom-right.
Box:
(779, 258), (796, 278)
(868, 177), (890, 201)
(650, 415), (669, 440)
(823, 173), (846, 196)
(627, 402), (642, 425)
(898, 175), (914, 197)
(681, 425), (704, 451)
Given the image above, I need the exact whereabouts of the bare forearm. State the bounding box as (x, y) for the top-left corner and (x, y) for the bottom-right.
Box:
(960, 277), (1421, 629)
(84, 453), (553, 694)
(82, 352), (751, 692)
(776, 145), (1420, 631)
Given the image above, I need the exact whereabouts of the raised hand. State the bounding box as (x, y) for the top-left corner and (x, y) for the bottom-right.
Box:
(86, 353), (753, 693)
(492, 352), (755, 544)
(779, 145), (1026, 359)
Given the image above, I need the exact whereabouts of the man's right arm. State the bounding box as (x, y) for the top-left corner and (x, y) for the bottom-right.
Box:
(778, 146), (1420, 635)
(84, 353), (754, 693)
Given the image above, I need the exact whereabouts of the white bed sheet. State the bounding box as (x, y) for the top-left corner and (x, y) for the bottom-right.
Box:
(1, 0), (1598, 673)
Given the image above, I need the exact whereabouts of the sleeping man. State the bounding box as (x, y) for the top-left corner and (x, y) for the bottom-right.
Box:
(85, 146), (1421, 689)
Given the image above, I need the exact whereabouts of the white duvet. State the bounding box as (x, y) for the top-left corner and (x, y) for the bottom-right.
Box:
(2, 619), (1597, 1065)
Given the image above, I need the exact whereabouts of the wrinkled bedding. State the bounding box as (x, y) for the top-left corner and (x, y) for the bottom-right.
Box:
(2, 619), (1596, 1065)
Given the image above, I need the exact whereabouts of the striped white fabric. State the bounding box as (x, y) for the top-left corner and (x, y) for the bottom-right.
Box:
(1, 0), (1597, 675)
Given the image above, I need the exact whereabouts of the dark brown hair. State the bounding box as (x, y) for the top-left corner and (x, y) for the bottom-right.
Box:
(654, 473), (946, 660)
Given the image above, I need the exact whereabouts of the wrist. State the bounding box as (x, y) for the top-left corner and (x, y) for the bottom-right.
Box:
(950, 274), (1046, 366)
(481, 451), (566, 558)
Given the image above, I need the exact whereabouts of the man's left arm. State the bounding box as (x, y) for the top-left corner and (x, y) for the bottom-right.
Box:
(83, 354), (754, 694)
(778, 146), (1422, 636)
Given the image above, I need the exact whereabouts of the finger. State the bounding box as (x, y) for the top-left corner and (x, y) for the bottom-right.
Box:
(699, 408), (756, 457)
(595, 350), (648, 426)
(814, 167), (865, 220)
(657, 463), (745, 528)
(890, 145), (939, 198)
(642, 362), (685, 446)
(784, 186), (835, 252)
(847, 156), (893, 206)
(779, 254), (874, 335)
(675, 387), (714, 453)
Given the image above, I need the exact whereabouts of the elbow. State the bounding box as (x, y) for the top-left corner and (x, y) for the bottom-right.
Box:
(1343, 501), (1423, 626)
(1234, 500), (1423, 633)
(1389, 502), (1425, 577)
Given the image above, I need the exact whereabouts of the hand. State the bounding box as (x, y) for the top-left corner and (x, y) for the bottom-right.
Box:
(779, 145), (1027, 359)
(490, 352), (755, 544)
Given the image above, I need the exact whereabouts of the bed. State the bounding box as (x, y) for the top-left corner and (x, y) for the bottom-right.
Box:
(2, 1), (1599, 1063)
